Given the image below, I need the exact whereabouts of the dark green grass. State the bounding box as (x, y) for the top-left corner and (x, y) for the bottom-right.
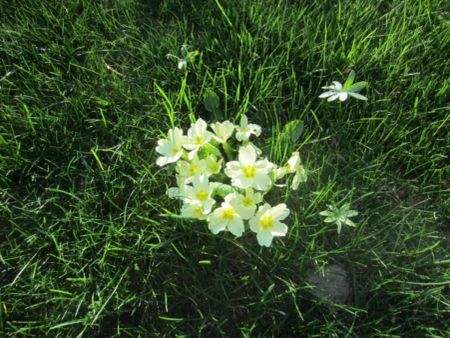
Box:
(1, 0), (449, 336)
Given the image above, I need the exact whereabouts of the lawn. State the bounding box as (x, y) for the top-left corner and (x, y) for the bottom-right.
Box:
(1, 0), (449, 336)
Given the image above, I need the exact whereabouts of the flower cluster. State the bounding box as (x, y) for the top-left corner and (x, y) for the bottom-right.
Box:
(156, 115), (307, 247)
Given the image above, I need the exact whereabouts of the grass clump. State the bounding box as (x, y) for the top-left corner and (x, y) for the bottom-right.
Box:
(1, 0), (449, 336)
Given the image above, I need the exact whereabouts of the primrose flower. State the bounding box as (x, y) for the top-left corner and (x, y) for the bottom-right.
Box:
(228, 189), (262, 220)
(224, 144), (274, 191)
(183, 174), (215, 212)
(207, 193), (245, 236)
(205, 154), (222, 175)
(181, 200), (209, 220)
(156, 127), (186, 166)
(184, 118), (213, 158)
(176, 156), (207, 183)
(235, 114), (261, 142)
(211, 120), (235, 143)
(287, 152), (307, 190)
(250, 203), (290, 247)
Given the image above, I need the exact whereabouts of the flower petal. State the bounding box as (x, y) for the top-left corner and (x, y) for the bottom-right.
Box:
(327, 94), (340, 102)
(228, 218), (244, 237)
(239, 145), (256, 165)
(269, 203), (290, 221)
(332, 81), (342, 89)
(318, 90), (336, 98)
(339, 92), (348, 101)
(271, 221), (288, 236)
(257, 230), (273, 247)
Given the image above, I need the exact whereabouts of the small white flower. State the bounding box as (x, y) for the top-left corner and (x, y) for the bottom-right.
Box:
(177, 60), (187, 70)
(319, 81), (348, 102)
(287, 152), (301, 173)
(286, 152), (307, 190)
(249, 203), (290, 247)
(235, 114), (261, 142)
(210, 120), (235, 143)
(183, 118), (213, 159)
(319, 70), (368, 102)
(228, 188), (263, 220)
(207, 193), (245, 236)
(156, 127), (186, 166)
(183, 174), (215, 212)
(224, 144), (274, 191)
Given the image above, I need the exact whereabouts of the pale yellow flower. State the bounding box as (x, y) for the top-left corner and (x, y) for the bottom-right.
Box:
(183, 118), (213, 159)
(155, 127), (186, 166)
(224, 144), (274, 190)
(210, 120), (235, 143)
(235, 114), (261, 142)
(249, 203), (289, 247)
(207, 193), (245, 236)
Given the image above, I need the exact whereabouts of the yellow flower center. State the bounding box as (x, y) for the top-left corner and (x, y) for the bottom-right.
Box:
(189, 164), (199, 176)
(221, 208), (236, 220)
(260, 215), (273, 229)
(171, 146), (181, 156)
(243, 196), (253, 207)
(194, 136), (204, 145)
(243, 165), (256, 178)
(195, 189), (209, 201)
(193, 207), (204, 218)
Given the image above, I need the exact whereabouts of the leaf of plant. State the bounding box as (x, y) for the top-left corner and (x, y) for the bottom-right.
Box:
(348, 92), (368, 101)
(349, 81), (368, 92)
(283, 119), (304, 142)
(213, 183), (234, 197)
(346, 210), (359, 217)
(336, 221), (342, 234)
(203, 90), (220, 113)
(343, 70), (356, 89)
(319, 210), (332, 216)
(344, 218), (356, 227)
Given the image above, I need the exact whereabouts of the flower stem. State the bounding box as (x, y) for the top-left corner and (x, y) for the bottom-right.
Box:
(222, 142), (233, 160)
(204, 143), (222, 158)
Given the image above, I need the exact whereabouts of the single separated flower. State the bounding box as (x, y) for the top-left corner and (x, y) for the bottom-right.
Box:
(207, 193), (245, 236)
(250, 203), (290, 247)
(210, 120), (235, 143)
(224, 144), (274, 191)
(156, 127), (186, 166)
(235, 114), (261, 142)
(319, 70), (368, 102)
(183, 118), (213, 158)
(287, 152), (307, 190)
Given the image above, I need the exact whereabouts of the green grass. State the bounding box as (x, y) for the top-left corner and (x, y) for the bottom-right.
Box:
(1, 0), (449, 336)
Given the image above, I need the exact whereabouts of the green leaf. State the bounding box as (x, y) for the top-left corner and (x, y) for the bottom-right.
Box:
(203, 90), (220, 113)
(336, 221), (342, 234)
(213, 183), (235, 197)
(346, 210), (359, 217)
(343, 70), (356, 89)
(349, 81), (368, 92)
(282, 119), (304, 142)
(344, 219), (356, 227)
(348, 92), (368, 101)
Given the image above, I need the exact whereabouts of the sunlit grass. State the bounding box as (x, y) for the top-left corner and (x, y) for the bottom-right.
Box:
(1, 0), (449, 336)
